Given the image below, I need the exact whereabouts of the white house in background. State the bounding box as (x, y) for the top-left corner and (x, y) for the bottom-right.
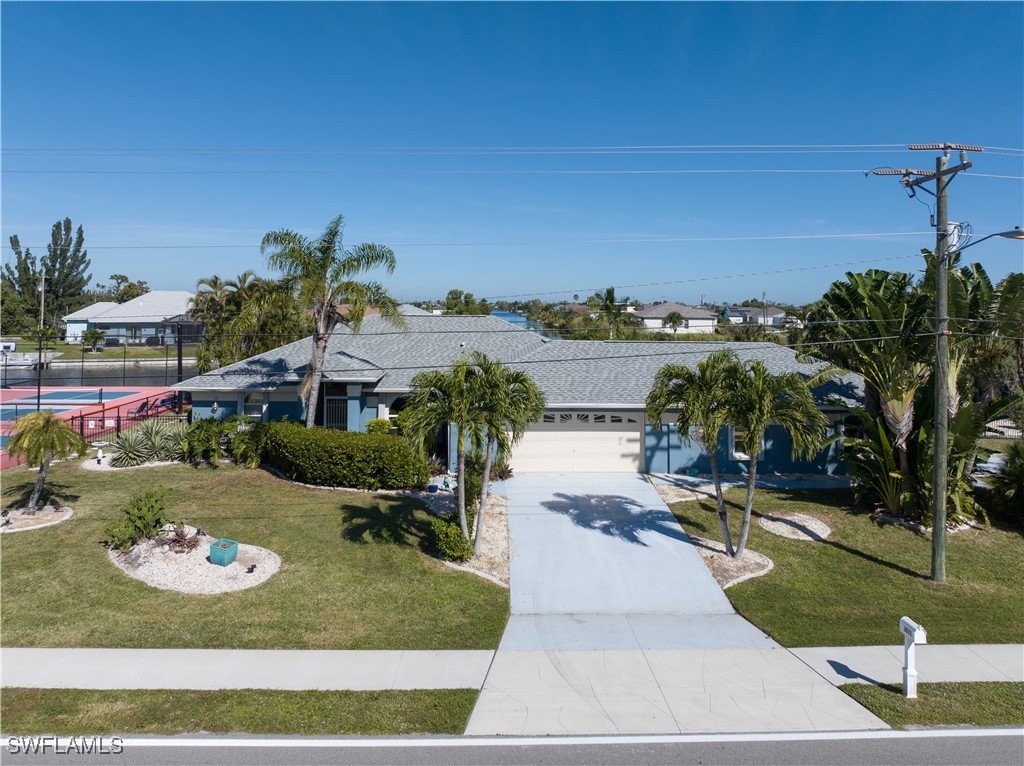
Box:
(721, 305), (789, 327)
(62, 291), (195, 346)
(63, 302), (118, 342)
(635, 302), (717, 335)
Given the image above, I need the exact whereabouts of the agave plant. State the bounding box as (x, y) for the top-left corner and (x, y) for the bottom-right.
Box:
(110, 427), (155, 468)
(165, 422), (189, 463)
(137, 419), (172, 460)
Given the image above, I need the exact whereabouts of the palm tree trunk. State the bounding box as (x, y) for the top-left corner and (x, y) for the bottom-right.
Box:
(304, 334), (328, 428)
(474, 435), (496, 557)
(708, 451), (734, 557)
(456, 446), (470, 541)
(27, 453), (52, 512)
(734, 455), (759, 559)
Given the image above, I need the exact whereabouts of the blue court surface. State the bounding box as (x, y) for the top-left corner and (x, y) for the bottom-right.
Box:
(1, 406), (75, 422)
(5, 390), (140, 405)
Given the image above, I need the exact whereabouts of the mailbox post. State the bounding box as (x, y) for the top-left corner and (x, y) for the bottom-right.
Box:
(899, 616), (927, 698)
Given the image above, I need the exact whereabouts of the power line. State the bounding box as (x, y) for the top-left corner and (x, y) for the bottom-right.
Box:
(7, 231), (935, 250)
(1, 168), (883, 176)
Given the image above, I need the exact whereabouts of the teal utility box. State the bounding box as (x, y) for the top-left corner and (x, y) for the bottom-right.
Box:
(210, 538), (238, 566)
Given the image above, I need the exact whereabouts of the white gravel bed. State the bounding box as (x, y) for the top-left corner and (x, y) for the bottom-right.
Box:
(1, 506), (74, 533)
(689, 536), (774, 589)
(81, 454), (179, 472)
(455, 493), (510, 587)
(758, 512), (831, 541)
(108, 527), (281, 594)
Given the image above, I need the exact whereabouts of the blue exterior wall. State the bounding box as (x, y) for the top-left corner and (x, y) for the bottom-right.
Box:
(644, 423), (848, 475)
(268, 399), (302, 422)
(191, 399), (237, 421)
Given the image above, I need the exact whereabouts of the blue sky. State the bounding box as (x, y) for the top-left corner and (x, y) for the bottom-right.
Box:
(2, 2), (1022, 306)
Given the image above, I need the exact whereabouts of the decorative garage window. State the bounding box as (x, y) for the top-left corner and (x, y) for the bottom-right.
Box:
(540, 412), (639, 426)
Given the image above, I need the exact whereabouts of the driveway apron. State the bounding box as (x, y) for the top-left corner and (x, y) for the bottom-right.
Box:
(466, 473), (887, 736)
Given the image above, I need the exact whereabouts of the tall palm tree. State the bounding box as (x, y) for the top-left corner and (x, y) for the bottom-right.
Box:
(589, 286), (627, 339)
(6, 410), (87, 512)
(261, 214), (403, 427)
(646, 351), (744, 556)
(727, 361), (827, 557)
(403, 357), (488, 540)
(469, 352), (546, 556)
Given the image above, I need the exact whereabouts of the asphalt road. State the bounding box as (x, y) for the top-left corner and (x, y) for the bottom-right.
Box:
(3, 730), (1021, 766)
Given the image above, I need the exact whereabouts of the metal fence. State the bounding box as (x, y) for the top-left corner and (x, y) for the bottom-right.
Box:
(985, 419), (1022, 440)
(68, 411), (190, 444)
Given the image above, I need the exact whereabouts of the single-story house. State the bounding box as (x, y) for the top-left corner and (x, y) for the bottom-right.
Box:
(635, 303), (717, 335)
(174, 314), (862, 477)
(62, 291), (196, 346)
(721, 305), (789, 327)
(63, 302), (119, 342)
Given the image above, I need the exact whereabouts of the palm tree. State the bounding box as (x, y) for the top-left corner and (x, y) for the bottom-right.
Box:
(261, 214), (403, 428)
(403, 357), (488, 540)
(6, 410), (87, 512)
(663, 311), (684, 334)
(589, 286), (627, 339)
(470, 352), (546, 556)
(727, 361), (827, 557)
(646, 351), (744, 556)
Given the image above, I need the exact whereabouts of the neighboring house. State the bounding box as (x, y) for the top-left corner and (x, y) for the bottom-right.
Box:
(88, 291), (196, 346)
(634, 303), (717, 335)
(721, 305), (789, 327)
(63, 302), (119, 342)
(175, 314), (862, 477)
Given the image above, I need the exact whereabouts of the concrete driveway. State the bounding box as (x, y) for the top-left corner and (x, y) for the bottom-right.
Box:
(466, 473), (887, 736)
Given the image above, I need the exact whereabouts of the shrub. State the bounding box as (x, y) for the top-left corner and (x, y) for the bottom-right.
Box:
(365, 418), (393, 435)
(182, 416), (248, 467)
(491, 460), (514, 481)
(110, 428), (153, 468)
(102, 488), (174, 551)
(229, 421), (270, 468)
(463, 454), (486, 513)
(989, 441), (1024, 524)
(138, 418), (172, 460)
(264, 423), (430, 490)
(431, 516), (474, 561)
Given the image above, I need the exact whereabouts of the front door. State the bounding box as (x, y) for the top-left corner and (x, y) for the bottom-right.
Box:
(323, 396), (348, 430)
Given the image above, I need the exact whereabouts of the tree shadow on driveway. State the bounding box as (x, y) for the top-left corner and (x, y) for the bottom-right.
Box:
(541, 492), (691, 547)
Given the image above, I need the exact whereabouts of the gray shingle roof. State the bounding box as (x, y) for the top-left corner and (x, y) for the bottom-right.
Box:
(635, 303), (716, 320)
(93, 291), (195, 323)
(177, 314), (862, 407)
(63, 302), (119, 321)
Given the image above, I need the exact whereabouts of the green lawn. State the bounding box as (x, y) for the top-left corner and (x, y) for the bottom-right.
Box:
(13, 339), (199, 360)
(668, 488), (1024, 646)
(0, 688), (477, 735)
(978, 436), (1020, 452)
(0, 461), (508, 650)
(841, 682), (1024, 729)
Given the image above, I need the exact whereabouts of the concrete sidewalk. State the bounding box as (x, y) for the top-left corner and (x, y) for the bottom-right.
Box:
(793, 644), (1024, 686)
(0, 648), (494, 691)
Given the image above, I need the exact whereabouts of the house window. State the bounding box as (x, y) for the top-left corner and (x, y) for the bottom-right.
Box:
(543, 414), (556, 423)
(730, 425), (761, 460)
(593, 414), (606, 423)
(243, 392), (265, 421)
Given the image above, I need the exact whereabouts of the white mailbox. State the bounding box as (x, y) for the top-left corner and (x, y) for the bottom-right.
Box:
(899, 616), (927, 698)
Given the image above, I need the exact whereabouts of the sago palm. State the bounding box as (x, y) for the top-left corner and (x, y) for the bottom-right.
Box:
(261, 213), (403, 427)
(6, 410), (87, 512)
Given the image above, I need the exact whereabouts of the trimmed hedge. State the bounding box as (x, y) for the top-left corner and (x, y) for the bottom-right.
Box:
(265, 423), (429, 490)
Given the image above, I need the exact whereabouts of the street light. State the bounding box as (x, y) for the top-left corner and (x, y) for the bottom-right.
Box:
(952, 227), (1024, 253)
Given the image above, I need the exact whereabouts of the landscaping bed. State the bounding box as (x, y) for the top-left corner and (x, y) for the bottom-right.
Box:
(0, 461), (509, 650)
(667, 487), (1024, 646)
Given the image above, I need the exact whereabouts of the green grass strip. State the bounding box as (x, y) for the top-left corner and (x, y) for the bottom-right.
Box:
(841, 682), (1024, 729)
(0, 688), (478, 736)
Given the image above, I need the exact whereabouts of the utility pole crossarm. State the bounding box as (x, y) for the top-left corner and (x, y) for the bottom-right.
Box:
(906, 162), (972, 188)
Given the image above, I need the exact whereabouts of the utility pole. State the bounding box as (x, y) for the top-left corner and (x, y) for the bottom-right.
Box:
(36, 273), (47, 410)
(872, 142), (981, 582)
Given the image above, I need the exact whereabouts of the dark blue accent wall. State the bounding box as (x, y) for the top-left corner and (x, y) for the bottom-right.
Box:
(644, 423), (848, 475)
(268, 400), (302, 422)
(191, 400), (237, 421)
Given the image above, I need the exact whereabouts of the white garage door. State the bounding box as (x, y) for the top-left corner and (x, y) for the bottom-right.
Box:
(510, 412), (644, 472)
